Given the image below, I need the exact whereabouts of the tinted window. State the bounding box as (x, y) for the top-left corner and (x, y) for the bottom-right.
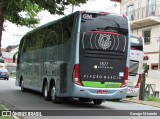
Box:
(81, 13), (128, 35)
(43, 23), (62, 48)
(33, 30), (44, 50)
(42, 15), (75, 48)
(61, 16), (75, 43)
(131, 35), (143, 51)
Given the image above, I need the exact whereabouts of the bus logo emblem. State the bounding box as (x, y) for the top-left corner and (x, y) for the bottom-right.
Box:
(98, 34), (111, 50)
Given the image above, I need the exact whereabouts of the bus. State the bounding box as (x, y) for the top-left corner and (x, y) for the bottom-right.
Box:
(16, 11), (130, 105)
(0, 58), (5, 68)
(127, 34), (144, 97)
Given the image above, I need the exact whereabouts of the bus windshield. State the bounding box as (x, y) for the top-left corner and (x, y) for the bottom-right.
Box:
(130, 36), (143, 51)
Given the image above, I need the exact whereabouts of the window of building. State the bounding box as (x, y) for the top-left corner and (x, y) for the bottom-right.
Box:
(143, 30), (151, 44)
(151, 63), (158, 70)
(148, 0), (156, 16)
(127, 4), (134, 20)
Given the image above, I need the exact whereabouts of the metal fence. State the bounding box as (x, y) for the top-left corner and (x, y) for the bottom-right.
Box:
(144, 83), (159, 98)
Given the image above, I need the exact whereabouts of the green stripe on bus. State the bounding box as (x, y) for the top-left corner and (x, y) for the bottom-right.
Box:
(82, 81), (122, 88)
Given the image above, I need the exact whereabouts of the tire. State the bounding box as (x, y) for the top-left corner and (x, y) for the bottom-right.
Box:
(93, 99), (103, 105)
(43, 81), (50, 101)
(50, 82), (60, 103)
(21, 80), (27, 92)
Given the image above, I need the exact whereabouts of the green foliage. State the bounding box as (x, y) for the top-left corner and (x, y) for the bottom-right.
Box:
(145, 96), (160, 102)
(0, 104), (4, 110)
(9, 73), (16, 78)
(1, 0), (87, 28)
(0, 0), (88, 53)
(2, 0), (41, 27)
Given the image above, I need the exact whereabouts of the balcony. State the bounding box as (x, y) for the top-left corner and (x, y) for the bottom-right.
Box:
(124, 5), (160, 29)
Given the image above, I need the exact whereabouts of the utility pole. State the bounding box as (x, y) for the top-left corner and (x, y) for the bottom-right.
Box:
(71, 5), (74, 13)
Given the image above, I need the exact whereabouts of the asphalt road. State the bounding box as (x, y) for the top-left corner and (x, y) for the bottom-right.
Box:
(0, 78), (160, 119)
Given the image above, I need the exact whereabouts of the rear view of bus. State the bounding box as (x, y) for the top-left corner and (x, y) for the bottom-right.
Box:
(71, 11), (130, 104)
(127, 34), (144, 97)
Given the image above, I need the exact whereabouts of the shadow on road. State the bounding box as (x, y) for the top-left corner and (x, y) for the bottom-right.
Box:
(13, 89), (113, 109)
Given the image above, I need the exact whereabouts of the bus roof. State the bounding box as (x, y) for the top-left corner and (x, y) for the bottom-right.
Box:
(23, 11), (127, 38)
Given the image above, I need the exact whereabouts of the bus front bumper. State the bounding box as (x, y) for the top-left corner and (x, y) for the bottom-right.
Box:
(71, 84), (127, 100)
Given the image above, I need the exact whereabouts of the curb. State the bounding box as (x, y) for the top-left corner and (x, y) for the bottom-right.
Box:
(1, 103), (19, 119)
(0, 98), (25, 119)
(122, 99), (160, 108)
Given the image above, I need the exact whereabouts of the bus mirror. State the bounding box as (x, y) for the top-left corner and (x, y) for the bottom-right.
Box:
(13, 51), (19, 63)
(13, 57), (15, 63)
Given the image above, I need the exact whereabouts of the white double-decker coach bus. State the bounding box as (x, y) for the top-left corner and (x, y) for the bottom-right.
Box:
(127, 34), (144, 97)
(16, 11), (130, 105)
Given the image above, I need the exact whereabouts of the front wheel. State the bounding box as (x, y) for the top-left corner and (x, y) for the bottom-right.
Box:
(93, 99), (103, 105)
(50, 83), (60, 103)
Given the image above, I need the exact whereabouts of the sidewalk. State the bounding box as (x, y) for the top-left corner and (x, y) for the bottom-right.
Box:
(122, 98), (160, 108)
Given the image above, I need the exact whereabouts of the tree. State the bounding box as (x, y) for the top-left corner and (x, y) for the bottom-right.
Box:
(0, 0), (87, 54)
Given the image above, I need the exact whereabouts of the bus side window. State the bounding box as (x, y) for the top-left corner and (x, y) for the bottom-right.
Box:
(43, 23), (62, 48)
(61, 15), (75, 43)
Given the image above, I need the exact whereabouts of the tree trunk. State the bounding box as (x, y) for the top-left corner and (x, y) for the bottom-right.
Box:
(0, 0), (7, 56)
(0, 12), (4, 56)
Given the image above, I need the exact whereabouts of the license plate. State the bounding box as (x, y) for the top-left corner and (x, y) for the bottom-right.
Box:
(97, 90), (107, 94)
(128, 89), (135, 93)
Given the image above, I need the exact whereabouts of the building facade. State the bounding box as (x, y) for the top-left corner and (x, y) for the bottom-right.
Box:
(120, 0), (160, 96)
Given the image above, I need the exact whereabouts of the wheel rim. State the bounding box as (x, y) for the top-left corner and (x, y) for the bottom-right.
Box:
(51, 85), (56, 100)
(44, 83), (48, 97)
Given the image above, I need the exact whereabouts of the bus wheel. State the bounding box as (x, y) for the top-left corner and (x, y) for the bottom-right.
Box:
(50, 83), (60, 103)
(93, 99), (103, 105)
(21, 80), (26, 92)
(43, 81), (50, 101)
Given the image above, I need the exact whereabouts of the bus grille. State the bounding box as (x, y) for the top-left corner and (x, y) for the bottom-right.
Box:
(83, 49), (124, 60)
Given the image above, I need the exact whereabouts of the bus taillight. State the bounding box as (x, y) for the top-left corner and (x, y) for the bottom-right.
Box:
(122, 15), (127, 19)
(72, 64), (83, 86)
(99, 12), (110, 15)
(120, 67), (129, 88)
(82, 10), (86, 14)
(135, 74), (143, 88)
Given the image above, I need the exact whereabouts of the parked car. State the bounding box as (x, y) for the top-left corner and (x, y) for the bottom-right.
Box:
(0, 68), (9, 80)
